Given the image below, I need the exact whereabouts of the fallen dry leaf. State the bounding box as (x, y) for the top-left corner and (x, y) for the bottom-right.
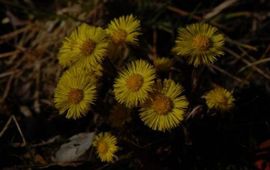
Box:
(52, 132), (95, 165)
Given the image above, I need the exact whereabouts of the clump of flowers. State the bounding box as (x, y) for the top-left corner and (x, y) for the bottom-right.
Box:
(173, 23), (225, 67)
(92, 132), (118, 162)
(53, 14), (232, 163)
(203, 86), (235, 112)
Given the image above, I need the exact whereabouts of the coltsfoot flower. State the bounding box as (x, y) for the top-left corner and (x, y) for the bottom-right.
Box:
(203, 86), (234, 111)
(58, 24), (108, 68)
(174, 23), (224, 67)
(93, 132), (118, 162)
(114, 59), (156, 108)
(107, 15), (141, 45)
(153, 57), (173, 71)
(139, 79), (189, 132)
(54, 67), (96, 119)
(71, 61), (104, 82)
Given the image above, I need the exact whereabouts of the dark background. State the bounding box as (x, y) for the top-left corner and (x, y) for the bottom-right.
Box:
(1, 0), (270, 169)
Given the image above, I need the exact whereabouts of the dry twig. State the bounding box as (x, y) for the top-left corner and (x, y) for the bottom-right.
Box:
(209, 64), (248, 84)
(225, 47), (270, 80)
(204, 0), (239, 19)
(167, 5), (202, 20)
(0, 115), (27, 147)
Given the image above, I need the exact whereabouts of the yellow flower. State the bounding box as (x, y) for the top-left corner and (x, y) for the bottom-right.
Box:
(174, 23), (224, 67)
(58, 24), (108, 68)
(54, 67), (96, 119)
(71, 61), (103, 81)
(107, 15), (141, 45)
(139, 79), (189, 132)
(153, 57), (173, 71)
(203, 87), (234, 111)
(87, 62), (103, 80)
(114, 59), (156, 108)
(108, 104), (131, 128)
(93, 132), (118, 162)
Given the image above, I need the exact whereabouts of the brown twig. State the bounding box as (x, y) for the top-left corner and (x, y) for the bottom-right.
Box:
(204, 0), (239, 19)
(239, 57), (270, 72)
(0, 51), (20, 59)
(31, 136), (60, 147)
(186, 105), (203, 120)
(226, 38), (257, 51)
(1, 74), (14, 102)
(225, 47), (270, 80)
(0, 70), (19, 78)
(152, 28), (157, 58)
(0, 25), (32, 44)
(0, 115), (27, 147)
(209, 64), (248, 84)
(167, 5), (202, 20)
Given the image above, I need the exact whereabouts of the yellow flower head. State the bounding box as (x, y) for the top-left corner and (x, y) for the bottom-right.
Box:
(93, 132), (118, 162)
(108, 104), (131, 128)
(58, 24), (108, 68)
(153, 57), (173, 71)
(87, 62), (103, 80)
(174, 23), (224, 67)
(107, 15), (141, 45)
(71, 61), (104, 82)
(203, 87), (234, 111)
(54, 67), (96, 119)
(139, 79), (189, 132)
(114, 59), (156, 108)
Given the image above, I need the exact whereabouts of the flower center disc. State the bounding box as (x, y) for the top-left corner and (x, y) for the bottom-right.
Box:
(68, 89), (84, 104)
(216, 94), (229, 105)
(97, 142), (108, 154)
(152, 95), (173, 115)
(192, 35), (210, 51)
(126, 74), (144, 92)
(112, 29), (127, 44)
(81, 39), (96, 55)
